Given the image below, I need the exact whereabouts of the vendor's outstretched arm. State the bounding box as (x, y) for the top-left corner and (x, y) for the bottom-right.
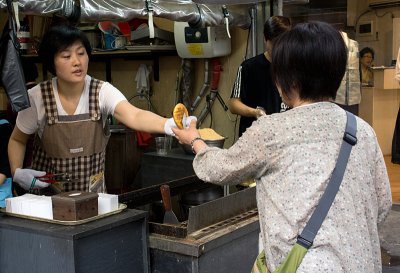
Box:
(113, 101), (167, 134)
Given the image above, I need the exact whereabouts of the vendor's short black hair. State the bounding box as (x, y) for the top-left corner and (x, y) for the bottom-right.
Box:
(38, 24), (91, 75)
(271, 21), (347, 102)
(360, 47), (375, 59)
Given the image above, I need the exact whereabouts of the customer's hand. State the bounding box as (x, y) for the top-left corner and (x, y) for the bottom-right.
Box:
(172, 119), (201, 146)
(13, 168), (50, 191)
(164, 116), (197, 135)
(183, 116), (197, 128)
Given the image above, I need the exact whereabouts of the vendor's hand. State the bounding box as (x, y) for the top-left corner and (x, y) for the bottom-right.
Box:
(172, 119), (201, 145)
(164, 118), (177, 136)
(13, 168), (50, 191)
(164, 116), (198, 136)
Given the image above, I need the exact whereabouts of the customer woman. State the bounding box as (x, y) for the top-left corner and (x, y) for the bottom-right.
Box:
(173, 21), (392, 272)
(8, 23), (187, 194)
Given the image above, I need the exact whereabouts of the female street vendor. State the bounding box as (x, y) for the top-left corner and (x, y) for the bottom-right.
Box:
(8, 23), (191, 194)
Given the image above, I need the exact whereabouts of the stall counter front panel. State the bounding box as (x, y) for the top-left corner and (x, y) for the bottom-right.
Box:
(0, 209), (149, 273)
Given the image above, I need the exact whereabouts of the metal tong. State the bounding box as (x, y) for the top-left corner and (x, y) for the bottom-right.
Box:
(35, 173), (75, 184)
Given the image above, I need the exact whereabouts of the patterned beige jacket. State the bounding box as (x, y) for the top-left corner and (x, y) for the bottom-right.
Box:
(193, 102), (392, 273)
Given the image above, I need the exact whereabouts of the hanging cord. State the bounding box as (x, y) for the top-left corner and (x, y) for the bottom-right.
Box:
(244, 9), (253, 60)
(174, 59), (184, 106)
(179, 59), (194, 111)
(207, 95), (213, 128)
(128, 94), (158, 114)
(189, 4), (203, 28)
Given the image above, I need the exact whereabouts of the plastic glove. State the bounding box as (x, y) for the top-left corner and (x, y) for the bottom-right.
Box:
(164, 118), (177, 136)
(184, 116), (197, 128)
(13, 168), (50, 191)
(164, 116), (198, 136)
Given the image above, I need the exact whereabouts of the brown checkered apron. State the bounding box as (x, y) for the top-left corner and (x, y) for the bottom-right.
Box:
(31, 78), (110, 193)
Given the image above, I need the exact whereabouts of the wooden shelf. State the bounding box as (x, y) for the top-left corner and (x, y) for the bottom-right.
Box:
(21, 46), (177, 82)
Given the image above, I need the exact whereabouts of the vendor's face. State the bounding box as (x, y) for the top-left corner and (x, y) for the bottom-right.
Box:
(54, 41), (89, 83)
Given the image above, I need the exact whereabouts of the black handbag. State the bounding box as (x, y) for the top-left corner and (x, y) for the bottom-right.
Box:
(0, 0), (30, 112)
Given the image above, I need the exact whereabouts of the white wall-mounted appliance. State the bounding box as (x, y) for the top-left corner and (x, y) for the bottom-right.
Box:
(174, 22), (231, 59)
(369, 0), (400, 8)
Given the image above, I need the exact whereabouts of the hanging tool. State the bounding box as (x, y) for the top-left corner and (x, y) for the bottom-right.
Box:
(145, 0), (155, 39)
(190, 59), (211, 113)
(222, 5), (231, 39)
(197, 58), (229, 127)
(160, 184), (179, 225)
(29, 173), (79, 194)
(35, 173), (79, 183)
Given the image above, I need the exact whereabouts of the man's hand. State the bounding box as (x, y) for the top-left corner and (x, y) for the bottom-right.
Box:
(255, 107), (266, 119)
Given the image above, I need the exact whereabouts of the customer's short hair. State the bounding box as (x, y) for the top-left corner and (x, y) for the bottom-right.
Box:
(271, 21), (347, 102)
(38, 24), (92, 75)
(263, 16), (292, 43)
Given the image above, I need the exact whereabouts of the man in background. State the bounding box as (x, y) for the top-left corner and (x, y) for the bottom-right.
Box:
(229, 16), (291, 138)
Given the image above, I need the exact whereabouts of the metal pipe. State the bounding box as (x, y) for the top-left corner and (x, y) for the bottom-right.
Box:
(0, 0), (252, 29)
(190, 59), (210, 112)
(250, 6), (257, 57)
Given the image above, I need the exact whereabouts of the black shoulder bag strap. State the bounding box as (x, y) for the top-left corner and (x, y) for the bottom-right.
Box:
(252, 111), (358, 273)
(297, 111), (358, 249)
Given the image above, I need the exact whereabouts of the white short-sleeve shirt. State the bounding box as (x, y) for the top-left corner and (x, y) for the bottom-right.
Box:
(16, 75), (126, 137)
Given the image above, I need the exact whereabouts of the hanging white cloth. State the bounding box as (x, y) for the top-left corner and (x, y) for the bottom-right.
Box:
(135, 64), (150, 96)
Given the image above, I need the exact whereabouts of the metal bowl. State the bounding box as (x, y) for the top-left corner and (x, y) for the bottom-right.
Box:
(181, 138), (225, 155)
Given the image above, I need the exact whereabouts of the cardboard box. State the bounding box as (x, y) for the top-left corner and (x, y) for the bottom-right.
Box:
(51, 191), (98, 221)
